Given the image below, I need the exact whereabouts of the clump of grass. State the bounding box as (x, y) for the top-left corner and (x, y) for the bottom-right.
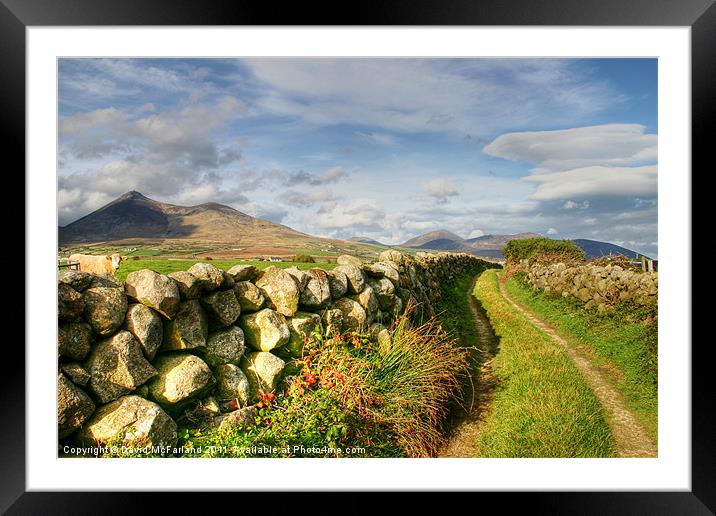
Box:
(363, 310), (469, 456)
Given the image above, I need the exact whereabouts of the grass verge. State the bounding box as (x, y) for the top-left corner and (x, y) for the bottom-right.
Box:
(503, 273), (657, 442)
(473, 269), (616, 457)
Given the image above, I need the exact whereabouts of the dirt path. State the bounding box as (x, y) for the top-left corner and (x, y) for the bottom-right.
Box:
(439, 275), (499, 457)
(497, 279), (657, 458)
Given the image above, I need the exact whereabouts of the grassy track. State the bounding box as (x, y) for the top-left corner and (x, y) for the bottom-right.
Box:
(116, 259), (337, 282)
(472, 269), (616, 457)
(503, 274), (657, 442)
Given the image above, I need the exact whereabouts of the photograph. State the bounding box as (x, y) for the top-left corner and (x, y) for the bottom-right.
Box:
(56, 57), (659, 459)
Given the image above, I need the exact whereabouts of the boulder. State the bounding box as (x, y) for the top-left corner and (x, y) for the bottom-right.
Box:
(58, 284), (84, 322)
(353, 285), (378, 315)
(85, 331), (157, 404)
(299, 269), (331, 309)
(204, 326), (246, 367)
(320, 308), (344, 335)
(377, 329), (392, 354)
(367, 261), (400, 284)
(378, 250), (407, 265)
(326, 269), (349, 298)
(168, 271), (203, 300)
(332, 297), (367, 332)
(58, 270), (93, 292)
(285, 267), (310, 291)
(58, 373), (95, 438)
(227, 264), (258, 282)
(337, 254), (362, 267)
(89, 274), (122, 289)
(220, 271), (236, 289)
(233, 281), (265, 312)
(283, 311), (323, 358)
(124, 269), (181, 319)
(201, 289), (241, 327)
(148, 354), (215, 408)
(187, 263), (224, 291)
(77, 395), (177, 451)
(254, 267), (300, 316)
(368, 277), (397, 311)
(124, 304), (163, 360)
(58, 322), (92, 361)
(60, 362), (90, 387)
(82, 287), (127, 336)
(161, 300), (208, 351)
(334, 265), (366, 294)
(215, 406), (258, 431)
(215, 363), (251, 405)
(240, 352), (285, 400)
(240, 308), (290, 352)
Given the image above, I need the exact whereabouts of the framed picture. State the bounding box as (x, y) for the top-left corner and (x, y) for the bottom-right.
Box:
(4, 0), (709, 512)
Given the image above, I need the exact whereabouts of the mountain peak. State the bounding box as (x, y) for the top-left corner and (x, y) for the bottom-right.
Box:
(120, 190), (150, 201)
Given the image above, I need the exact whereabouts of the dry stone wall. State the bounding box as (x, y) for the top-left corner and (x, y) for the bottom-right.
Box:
(57, 251), (491, 453)
(525, 260), (658, 312)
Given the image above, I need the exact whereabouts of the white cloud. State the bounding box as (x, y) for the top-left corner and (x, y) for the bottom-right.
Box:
(314, 199), (386, 231)
(546, 227), (559, 235)
(243, 59), (620, 135)
(468, 229), (485, 238)
(60, 107), (128, 134)
(562, 200), (590, 210)
(524, 165), (657, 201)
(484, 124), (657, 171)
(280, 188), (340, 208)
(424, 179), (459, 204)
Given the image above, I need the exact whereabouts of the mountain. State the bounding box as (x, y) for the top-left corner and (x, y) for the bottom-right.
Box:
(571, 239), (649, 260)
(400, 229), (541, 257)
(401, 230), (466, 248)
(348, 236), (387, 246)
(58, 191), (312, 246)
(465, 232), (541, 248)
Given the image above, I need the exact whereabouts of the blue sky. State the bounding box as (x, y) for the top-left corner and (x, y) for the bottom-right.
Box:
(58, 58), (658, 257)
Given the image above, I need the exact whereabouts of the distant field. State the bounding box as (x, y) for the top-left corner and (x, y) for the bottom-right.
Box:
(124, 248), (162, 256)
(116, 258), (337, 282)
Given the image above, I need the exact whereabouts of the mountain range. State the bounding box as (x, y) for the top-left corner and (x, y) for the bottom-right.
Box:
(59, 191), (648, 260)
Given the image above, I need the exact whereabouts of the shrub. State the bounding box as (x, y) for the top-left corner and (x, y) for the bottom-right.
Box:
(293, 253), (316, 263)
(204, 256), (213, 261)
(180, 307), (468, 458)
(503, 237), (585, 265)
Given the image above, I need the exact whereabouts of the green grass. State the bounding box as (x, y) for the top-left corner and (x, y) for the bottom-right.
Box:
(504, 273), (657, 442)
(116, 258), (337, 282)
(124, 248), (162, 256)
(433, 273), (480, 349)
(472, 269), (616, 457)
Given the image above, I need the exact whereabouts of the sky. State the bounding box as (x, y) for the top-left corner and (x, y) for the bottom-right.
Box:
(58, 58), (658, 257)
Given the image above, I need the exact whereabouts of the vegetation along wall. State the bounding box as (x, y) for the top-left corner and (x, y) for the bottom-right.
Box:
(57, 250), (491, 452)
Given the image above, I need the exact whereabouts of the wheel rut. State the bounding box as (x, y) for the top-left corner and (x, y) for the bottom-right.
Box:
(439, 274), (499, 458)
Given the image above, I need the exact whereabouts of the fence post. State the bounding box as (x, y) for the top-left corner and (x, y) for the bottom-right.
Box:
(648, 259), (654, 273)
(641, 255), (646, 272)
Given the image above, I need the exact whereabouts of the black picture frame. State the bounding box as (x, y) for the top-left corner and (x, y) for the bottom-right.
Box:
(2, 0), (708, 513)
